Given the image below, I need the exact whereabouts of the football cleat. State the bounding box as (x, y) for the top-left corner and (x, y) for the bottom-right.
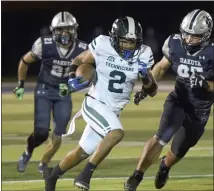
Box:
(74, 172), (90, 191)
(124, 177), (139, 191)
(155, 156), (169, 189)
(43, 167), (57, 191)
(17, 151), (32, 172)
(38, 162), (48, 174)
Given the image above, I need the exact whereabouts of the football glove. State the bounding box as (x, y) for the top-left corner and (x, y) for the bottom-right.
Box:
(133, 88), (148, 105)
(13, 81), (24, 100)
(68, 76), (90, 92)
(190, 70), (209, 90)
(59, 83), (70, 97)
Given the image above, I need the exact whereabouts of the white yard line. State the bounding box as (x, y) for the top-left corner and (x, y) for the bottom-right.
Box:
(2, 140), (213, 149)
(3, 153), (213, 163)
(2, 174), (213, 184)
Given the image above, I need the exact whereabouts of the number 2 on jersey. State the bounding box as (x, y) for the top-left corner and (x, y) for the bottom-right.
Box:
(177, 64), (203, 78)
(108, 70), (126, 93)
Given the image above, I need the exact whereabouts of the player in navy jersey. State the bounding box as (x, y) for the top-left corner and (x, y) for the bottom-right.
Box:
(125, 9), (214, 190)
(14, 11), (88, 174)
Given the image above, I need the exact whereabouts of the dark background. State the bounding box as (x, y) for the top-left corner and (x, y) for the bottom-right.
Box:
(2, 1), (214, 80)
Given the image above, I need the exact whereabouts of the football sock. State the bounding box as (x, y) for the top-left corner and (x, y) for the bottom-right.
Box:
(160, 159), (170, 171)
(132, 170), (144, 184)
(82, 162), (97, 177)
(50, 164), (66, 179)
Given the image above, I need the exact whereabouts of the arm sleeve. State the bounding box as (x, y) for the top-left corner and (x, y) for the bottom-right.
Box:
(138, 46), (154, 69)
(162, 35), (171, 60)
(31, 37), (42, 59)
(88, 35), (104, 65)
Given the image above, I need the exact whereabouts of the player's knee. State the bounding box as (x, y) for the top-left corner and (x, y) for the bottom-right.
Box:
(34, 129), (49, 143)
(53, 126), (67, 136)
(51, 135), (62, 149)
(153, 135), (168, 146)
(188, 133), (204, 148)
(171, 144), (189, 158)
(108, 129), (124, 143)
(75, 145), (90, 160)
(171, 138), (199, 158)
(150, 136), (165, 148)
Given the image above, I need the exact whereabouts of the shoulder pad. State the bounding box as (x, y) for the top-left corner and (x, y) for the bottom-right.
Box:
(76, 40), (88, 50)
(169, 33), (181, 41)
(42, 36), (53, 44)
(89, 35), (106, 52)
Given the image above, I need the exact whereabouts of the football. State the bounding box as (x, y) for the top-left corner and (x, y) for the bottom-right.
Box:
(76, 64), (95, 83)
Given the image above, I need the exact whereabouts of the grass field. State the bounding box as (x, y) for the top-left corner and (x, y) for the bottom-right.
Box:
(2, 92), (213, 191)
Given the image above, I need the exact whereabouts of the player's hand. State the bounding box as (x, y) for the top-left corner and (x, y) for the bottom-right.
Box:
(59, 83), (70, 97)
(133, 88), (147, 105)
(189, 70), (209, 90)
(68, 76), (90, 92)
(13, 87), (24, 100)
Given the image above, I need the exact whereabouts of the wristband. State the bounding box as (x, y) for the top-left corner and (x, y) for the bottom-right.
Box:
(18, 80), (24, 88)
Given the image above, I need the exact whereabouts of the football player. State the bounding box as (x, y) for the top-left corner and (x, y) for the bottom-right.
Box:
(125, 9), (214, 191)
(43, 16), (157, 191)
(14, 11), (88, 174)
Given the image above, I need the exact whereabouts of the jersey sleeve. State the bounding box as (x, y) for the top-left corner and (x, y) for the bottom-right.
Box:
(88, 35), (104, 64)
(31, 37), (42, 59)
(77, 41), (88, 51)
(138, 46), (154, 69)
(162, 35), (171, 59)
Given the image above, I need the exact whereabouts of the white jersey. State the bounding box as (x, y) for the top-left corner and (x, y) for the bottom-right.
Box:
(88, 35), (154, 112)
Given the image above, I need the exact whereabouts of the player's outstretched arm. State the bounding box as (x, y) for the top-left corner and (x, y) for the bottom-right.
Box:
(133, 70), (157, 105)
(152, 56), (171, 82)
(143, 69), (158, 97)
(137, 55), (171, 98)
(138, 69), (158, 97)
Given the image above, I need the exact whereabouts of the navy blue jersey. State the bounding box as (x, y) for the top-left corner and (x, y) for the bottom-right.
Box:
(163, 34), (214, 109)
(32, 35), (87, 87)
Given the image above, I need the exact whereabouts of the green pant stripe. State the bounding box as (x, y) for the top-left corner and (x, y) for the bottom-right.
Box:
(84, 97), (109, 128)
(83, 103), (104, 130)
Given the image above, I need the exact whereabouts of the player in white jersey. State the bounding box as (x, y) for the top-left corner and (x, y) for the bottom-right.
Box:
(43, 16), (158, 191)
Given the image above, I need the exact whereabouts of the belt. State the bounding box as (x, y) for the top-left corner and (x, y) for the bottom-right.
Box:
(85, 93), (106, 105)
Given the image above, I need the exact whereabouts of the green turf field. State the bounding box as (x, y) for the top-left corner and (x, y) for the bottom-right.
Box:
(2, 92), (213, 190)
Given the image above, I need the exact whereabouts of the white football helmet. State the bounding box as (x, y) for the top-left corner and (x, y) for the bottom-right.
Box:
(180, 9), (213, 53)
(50, 12), (79, 45)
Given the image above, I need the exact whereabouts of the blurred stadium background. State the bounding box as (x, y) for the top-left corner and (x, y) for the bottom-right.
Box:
(2, 1), (213, 190)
